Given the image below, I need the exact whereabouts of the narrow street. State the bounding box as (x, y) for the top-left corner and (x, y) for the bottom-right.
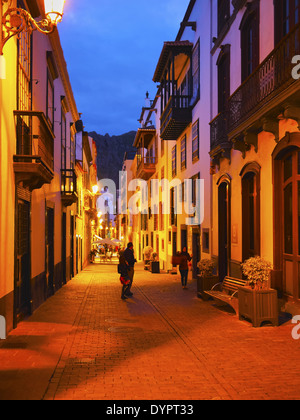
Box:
(0, 262), (299, 401)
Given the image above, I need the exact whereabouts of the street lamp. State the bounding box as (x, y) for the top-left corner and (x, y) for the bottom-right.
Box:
(0, 0), (66, 55)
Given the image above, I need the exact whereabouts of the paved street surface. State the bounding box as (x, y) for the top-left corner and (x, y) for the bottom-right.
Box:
(0, 262), (299, 401)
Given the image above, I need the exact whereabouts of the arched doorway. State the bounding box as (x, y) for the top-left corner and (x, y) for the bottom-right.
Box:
(273, 133), (300, 298)
(217, 175), (231, 281)
(240, 162), (261, 262)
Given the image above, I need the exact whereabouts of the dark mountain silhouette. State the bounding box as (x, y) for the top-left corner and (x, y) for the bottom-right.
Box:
(89, 131), (136, 189)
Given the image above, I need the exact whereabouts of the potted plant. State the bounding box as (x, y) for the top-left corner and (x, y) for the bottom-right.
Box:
(196, 259), (218, 300)
(150, 252), (160, 273)
(238, 256), (278, 327)
(143, 246), (153, 270)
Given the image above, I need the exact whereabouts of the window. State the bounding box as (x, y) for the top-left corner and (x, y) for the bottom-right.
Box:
(218, 0), (230, 36)
(170, 187), (177, 226)
(240, 1), (259, 82)
(241, 163), (261, 261)
(192, 120), (199, 161)
(217, 45), (230, 113)
(275, 0), (300, 45)
(181, 135), (186, 170)
(70, 132), (75, 170)
(159, 202), (164, 231)
(172, 145), (177, 177)
(61, 111), (66, 170)
(17, 21), (31, 112)
(191, 173), (200, 207)
(192, 39), (200, 103)
(161, 139), (165, 157)
(46, 69), (54, 128)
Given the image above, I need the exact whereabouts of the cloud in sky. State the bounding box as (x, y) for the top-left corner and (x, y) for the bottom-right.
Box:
(58, 0), (190, 135)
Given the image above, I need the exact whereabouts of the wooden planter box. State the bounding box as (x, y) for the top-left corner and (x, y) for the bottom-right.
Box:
(197, 275), (219, 300)
(150, 261), (160, 273)
(238, 286), (279, 327)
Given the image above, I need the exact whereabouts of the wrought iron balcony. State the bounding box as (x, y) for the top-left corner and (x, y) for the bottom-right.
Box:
(61, 169), (77, 207)
(209, 110), (232, 169)
(228, 23), (300, 134)
(13, 110), (54, 191)
(210, 23), (300, 166)
(160, 95), (192, 140)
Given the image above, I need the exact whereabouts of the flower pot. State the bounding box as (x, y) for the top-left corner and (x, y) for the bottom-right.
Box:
(238, 286), (278, 327)
(197, 275), (219, 300)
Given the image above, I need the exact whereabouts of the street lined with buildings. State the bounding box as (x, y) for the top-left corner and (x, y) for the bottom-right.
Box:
(0, 263), (299, 401)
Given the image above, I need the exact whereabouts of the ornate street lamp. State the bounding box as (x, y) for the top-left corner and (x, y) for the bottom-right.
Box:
(0, 0), (66, 55)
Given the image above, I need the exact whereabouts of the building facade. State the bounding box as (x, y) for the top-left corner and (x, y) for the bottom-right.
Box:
(120, 0), (300, 314)
(210, 0), (300, 313)
(0, 0), (97, 333)
(126, 0), (213, 277)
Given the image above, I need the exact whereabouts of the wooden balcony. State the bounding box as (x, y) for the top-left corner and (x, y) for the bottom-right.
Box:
(136, 156), (157, 180)
(61, 169), (78, 207)
(13, 111), (54, 191)
(160, 95), (192, 140)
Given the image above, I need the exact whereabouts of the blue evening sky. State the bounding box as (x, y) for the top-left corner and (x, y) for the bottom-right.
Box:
(58, 0), (190, 136)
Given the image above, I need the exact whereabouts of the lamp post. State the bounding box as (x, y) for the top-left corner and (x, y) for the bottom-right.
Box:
(0, 0), (66, 55)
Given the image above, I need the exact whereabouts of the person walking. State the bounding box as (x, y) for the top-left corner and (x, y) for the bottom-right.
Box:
(123, 242), (137, 297)
(179, 247), (192, 289)
(118, 253), (131, 300)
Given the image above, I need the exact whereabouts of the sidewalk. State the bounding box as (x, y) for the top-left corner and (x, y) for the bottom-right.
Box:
(0, 262), (299, 400)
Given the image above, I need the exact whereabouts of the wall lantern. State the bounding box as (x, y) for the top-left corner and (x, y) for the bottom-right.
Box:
(0, 0), (66, 55)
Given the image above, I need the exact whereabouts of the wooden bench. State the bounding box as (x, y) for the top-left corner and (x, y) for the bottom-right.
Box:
(204, 277), (247, 314)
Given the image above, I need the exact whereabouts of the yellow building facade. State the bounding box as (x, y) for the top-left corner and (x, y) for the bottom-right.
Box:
(0, 0), (97, 333)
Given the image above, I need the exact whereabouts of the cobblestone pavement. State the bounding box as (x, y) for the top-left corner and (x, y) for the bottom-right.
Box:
(0, 262), (299, 400)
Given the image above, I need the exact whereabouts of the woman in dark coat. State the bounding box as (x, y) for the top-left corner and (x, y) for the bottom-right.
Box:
(118, 253), (131, 300)
(179, 247), (192, 289)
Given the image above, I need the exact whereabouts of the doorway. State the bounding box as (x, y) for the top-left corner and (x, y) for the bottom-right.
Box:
(218, 180), (230, 281)
(279, 148), (300, 297)
(62, 212), (67, 285)
(45, 206), (54, 296)
(15, 199), (31, 321)
(192, 231), (201, 279)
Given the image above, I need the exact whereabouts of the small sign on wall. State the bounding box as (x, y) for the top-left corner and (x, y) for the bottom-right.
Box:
(0, 316), (6, 340)
(232, 224), (238, 245)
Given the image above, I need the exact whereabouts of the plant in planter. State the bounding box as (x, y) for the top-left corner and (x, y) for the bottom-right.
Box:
(239, 256), (278, 327)
(197, 259), (215, 277)
(196, 259), (218, 300)
(151, 252), (158, 261)
(241, 256), (272, 290)
(143, 246), (153, 270)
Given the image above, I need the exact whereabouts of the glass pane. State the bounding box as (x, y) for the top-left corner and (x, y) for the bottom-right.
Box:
(284, 154), (293, 181)
(284, 183), (293, 254)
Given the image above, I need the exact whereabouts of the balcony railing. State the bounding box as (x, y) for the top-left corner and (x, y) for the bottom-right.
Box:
(210, 23), (300, 155)
(228, 23), (300, 133)
(160, 94), (192, 140)
(210, 110), (230, 151)
(61, 169), (78, 207)
(13, 110), (55, 190)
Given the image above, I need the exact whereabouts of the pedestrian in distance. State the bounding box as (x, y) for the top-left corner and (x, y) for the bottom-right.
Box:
(123, 242), (137, 297)
(179, 246), (192, 289)
(118, 252), (131, 300)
